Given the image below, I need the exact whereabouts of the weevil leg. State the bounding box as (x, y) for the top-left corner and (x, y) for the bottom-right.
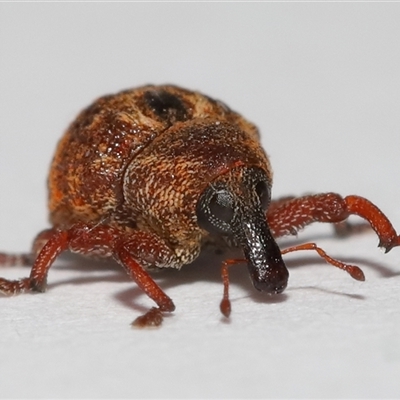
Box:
(115, 236), (176, 327)
(117, 247), (175, 328)
(0, 223), (111, 295)
(0, 223), (176, 327)
(280, 242), (365, 281)
(58, 222), (177, 327)
(268, 196), (296, 214)
(219, 258), (246, 318)
(32, 228), (59, 257)
(268, 195), (372, 238)
(0, 230), (69, 295)
(267, 193), (400, 252)
(345, 195), (400, 251)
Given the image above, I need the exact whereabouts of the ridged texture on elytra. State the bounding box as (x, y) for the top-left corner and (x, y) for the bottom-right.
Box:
(49, 85), (272, 264)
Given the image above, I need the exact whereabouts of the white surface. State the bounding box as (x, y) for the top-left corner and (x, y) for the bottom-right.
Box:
(1, 3), (400, 399)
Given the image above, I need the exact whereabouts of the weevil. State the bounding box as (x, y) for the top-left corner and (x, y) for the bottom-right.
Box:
(1, 84), (400, 327)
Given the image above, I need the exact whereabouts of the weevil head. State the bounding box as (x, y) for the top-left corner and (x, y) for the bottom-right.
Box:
(196, 166), (289, 294)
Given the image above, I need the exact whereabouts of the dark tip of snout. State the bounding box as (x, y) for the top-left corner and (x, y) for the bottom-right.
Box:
(252, 266), (289, 295)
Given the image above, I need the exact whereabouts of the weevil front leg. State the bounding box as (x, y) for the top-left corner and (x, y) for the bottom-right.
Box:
(266, 192), (400, 276)
(267, 193), (400, 249)
(66, 223), (177, 326)
(114, 234), (176, 327)
(0, 222), (178, 327)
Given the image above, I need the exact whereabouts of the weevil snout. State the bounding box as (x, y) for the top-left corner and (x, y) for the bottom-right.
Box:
(242, 218), (289, 294)
(196, 166), (289, 294)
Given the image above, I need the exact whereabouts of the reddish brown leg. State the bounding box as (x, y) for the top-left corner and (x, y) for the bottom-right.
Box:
(281, 242), (365, 281)
(219, 258), (245, 318)
(267, 193), (400, 251)
(266, 192), (400, 281)
(269, 196), (376, 238)
(345, 195), (400, 251)
(268, 196), (296, 214)
(117, 241), (175, 327)
(0, 222), (178, 327)
(32, 228), (59, 257)
(67, 224), (178, 327)
(0, 230), (69, 294)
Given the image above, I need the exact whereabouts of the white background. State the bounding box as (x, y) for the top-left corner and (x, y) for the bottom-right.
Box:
(1, 3), (400, 398)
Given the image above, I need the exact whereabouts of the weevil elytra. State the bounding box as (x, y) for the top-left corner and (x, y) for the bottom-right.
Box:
(1, 84), (399, 327)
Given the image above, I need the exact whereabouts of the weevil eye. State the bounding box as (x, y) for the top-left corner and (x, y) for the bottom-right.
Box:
(196, 188), (234, 234)
(255, 180), (270, 210)
(209, 191), (234, 222)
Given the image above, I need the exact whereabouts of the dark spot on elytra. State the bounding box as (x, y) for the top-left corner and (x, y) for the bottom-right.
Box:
(143, 90), (189, 124)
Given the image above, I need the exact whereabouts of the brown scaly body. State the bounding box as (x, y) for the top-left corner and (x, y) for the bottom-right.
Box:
(1, 84), (400, 327)
(49, 85), (269, 265)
